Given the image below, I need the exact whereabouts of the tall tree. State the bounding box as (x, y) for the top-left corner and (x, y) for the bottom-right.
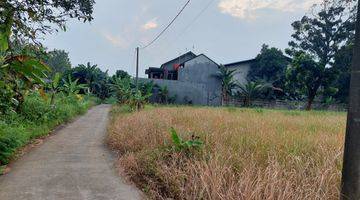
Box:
(0, 0), (95, 45)
(341, 0), (360, 199)
(286, 0), (357, 110)
(45, 49), (72, 78)
(248, 44), (290, 99)
(286, 53), (337, 110)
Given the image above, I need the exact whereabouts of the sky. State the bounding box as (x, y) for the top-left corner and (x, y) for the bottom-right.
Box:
(43, 0), (322, 77)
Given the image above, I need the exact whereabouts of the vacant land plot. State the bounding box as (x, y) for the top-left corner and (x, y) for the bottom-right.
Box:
(108, 106), (346, 200)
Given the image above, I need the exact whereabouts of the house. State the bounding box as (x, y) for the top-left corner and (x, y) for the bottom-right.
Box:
(224, 58), (257, 86)
(144, 52), (221, 106)
(145, 51), (197, 80)
(225, 55), (292, 86)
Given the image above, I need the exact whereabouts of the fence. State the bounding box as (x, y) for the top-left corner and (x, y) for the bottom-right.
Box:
(225, 98), (347, 112)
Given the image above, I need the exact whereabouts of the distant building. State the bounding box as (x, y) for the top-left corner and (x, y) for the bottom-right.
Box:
(224, 58), (257, 86)
(144, 51), (295, 106)
(144, 52), (221, 106)
(145, 51), (197, 80)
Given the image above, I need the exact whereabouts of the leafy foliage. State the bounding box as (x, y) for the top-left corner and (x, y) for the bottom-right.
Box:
(169, 127), (203, 153)
(0, 91), (96, 165)
(139, 81), (155, 98)
(112, 70), (131, 80)
(236, 80), (274, 107)
(128, 89), (151, 111)
(248, 44), (289, 99)
(158, 85), (170, 104)
(285, 0), (357, 109)
(0, 0), (95, 44)
(110, 76), (132, 104)
(0, 23), (50, 113)
(62, 75), (88, 96)
(331, 43), (354, 103)
(63, 62), (111, 99)
(46, 72), (62, 105)
(45, 49), (72, 78)
(110, 76), (153, 111)
(216, 65), (237, 105)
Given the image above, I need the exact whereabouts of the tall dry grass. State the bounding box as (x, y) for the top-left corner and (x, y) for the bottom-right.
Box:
(107, 106), (346, 200)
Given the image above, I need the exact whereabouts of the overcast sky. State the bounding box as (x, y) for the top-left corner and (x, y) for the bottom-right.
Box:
(43, 0), (321, 77)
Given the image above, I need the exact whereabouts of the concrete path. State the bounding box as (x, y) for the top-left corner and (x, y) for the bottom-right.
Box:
(0, 105), (142, 200)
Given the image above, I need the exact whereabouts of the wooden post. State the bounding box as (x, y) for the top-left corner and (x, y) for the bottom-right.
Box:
(341, 1), (360, 199)
(135, 47), (139, 90)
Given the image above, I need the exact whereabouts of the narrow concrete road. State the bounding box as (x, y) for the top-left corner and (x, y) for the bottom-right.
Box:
(0, 105), (142, 200)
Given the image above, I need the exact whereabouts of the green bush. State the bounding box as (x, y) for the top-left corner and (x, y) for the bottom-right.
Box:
(20, 93), (50, 123)
(0, 91), (97, 166)
(169, 127), (204, 154)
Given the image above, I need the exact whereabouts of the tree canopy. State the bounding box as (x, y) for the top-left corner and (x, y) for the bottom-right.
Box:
(248, 44), (290, 99)
(45, 49), (72, 78)
(0, 0), (95, 45)
(285, 0), (357, 109)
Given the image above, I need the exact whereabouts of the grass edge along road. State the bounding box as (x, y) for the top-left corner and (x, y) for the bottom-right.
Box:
(0, 93), (98, 174)
(107, 105), (346, 200)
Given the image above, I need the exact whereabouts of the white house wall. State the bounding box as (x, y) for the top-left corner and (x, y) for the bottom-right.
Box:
(227, 63), (251, 86)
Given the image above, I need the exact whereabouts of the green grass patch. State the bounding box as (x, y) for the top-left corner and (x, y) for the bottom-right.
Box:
(0, 92), (97, 166)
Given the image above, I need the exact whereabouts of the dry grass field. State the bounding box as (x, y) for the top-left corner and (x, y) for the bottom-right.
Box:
(107, 106), (346, 200)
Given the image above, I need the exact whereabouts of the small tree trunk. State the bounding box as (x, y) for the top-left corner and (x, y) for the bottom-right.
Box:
(224, 93), (228, 106)
(137, 103), (141, 111)
(50, 92), (55, 105)
(221, 88), (226, 106)
(305, 95), (315, 111)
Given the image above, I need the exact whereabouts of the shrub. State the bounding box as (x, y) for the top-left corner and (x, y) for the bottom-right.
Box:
(169, 127), (203, 153)
(0, 91), (96, 166)
(20, 92), (50, 123)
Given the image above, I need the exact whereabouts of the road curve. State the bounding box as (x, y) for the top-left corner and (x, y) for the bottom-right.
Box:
(0, 104), (142, 200)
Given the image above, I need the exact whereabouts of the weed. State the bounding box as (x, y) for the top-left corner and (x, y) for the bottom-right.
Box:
(169, 127), (203, 153)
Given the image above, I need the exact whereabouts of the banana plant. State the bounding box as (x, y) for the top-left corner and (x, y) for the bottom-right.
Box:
(128, 89), (151, 111)
(47, 73), (62, 105)
(0, 25), (50, 111)
(169, 127), (204, 152)
(62, 75), (88, 96)
(110, 77), (132, 104)
(0, 23), (50, 85)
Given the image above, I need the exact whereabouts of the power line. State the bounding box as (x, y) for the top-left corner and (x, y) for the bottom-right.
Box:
(158, 0), (216, 55)
(178, 0), (216, 37)
(140, 0), (191, 49)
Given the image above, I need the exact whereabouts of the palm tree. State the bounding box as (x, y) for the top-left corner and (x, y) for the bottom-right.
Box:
(236, 80), (275, 107)
(216, 65), (237, 105)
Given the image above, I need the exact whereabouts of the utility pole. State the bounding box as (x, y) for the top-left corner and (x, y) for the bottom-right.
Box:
(135, 47), (139, 90)
(341, 1), (360, 199)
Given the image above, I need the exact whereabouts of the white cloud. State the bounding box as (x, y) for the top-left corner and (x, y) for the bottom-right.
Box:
(102, 32), (127, 48)
(142, 18), (158, 30)
(218, 0), (322, 20)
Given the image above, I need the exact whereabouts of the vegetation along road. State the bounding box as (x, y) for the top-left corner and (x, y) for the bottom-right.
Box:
(0, 105), (142, 200)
